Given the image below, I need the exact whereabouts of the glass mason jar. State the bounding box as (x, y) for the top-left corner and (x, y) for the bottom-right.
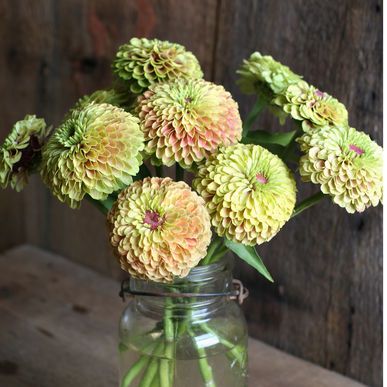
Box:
(118, 257), (248, 387)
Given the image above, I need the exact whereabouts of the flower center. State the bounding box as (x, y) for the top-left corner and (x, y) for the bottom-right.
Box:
(144, 210), (164, 230)
(256, 173), (268, 184)
(349, 144), (364, 155)
(60, 120), (82, 147)
(185, 97), (193, 103)
(12, 135), (41, 173)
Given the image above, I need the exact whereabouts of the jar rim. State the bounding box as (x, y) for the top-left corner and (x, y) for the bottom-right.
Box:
(130, 255), (234, 289)
(174, 255), (234, 284)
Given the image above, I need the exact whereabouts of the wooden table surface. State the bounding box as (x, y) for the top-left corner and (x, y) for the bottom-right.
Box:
(0, 245), (365, 387)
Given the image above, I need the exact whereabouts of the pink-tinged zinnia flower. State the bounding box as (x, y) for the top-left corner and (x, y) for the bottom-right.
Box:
(136, 79), (242, 169)
(107, 177), (212, 282)
(297, 125), (383, 213)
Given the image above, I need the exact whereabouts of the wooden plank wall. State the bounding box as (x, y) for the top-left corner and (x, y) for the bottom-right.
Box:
(213, 2), (383, 387)
(0, 1), (382, 386)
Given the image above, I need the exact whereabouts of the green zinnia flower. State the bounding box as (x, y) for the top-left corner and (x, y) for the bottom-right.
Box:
(297, 125), (383, 213)
(274, 80), (348, 130)
(0, 115), (49, 191)
(112, 37), (203, 94)
(41, 103), (144, 208)
(194, 144), (297, 245)
(237, 52), (302, 99)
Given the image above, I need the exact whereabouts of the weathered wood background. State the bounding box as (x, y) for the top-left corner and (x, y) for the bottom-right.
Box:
(0, 1), (382, 386)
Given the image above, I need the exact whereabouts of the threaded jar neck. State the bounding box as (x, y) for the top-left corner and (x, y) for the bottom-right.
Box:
(130, 257), (234, 318)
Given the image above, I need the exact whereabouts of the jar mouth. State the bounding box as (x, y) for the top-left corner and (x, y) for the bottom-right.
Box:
(177, 255), (234, 284)
(130, 256), (233, 293)
(129, 256), (234, 317)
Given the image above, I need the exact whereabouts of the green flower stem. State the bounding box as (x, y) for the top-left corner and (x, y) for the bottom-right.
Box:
(150, 375), (160, 387)
(120, 355), (150, 387)
(139, 342), (164, 387)
(120, 340), (161, 387)
(139, 358), (159, 387)
(200, 323), (246, 367)
(181, 286), (217, 387)
(159, 357), (170, 387)
(242, 97), (266, 138)
(188, 327), (216, 387)
(160, 297), (175, 386)
(175, 163), (185, 181)
(291, 191), (326, 218)
(200, 236), (224, 266)
(225, 344), (247, 368)
(206, 246), (229, 265)
(165, 341), (175, 385)
(164, 298), (175, 342)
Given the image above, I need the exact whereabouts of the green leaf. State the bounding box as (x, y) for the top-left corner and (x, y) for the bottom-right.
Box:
(291, 191), (326, 218)
(224, 239), (274, 282)
(100, 196), (115, 212)
(243, 129), (297, 147)
(242, 97), (267, 138)
(257, 143), (285, 158)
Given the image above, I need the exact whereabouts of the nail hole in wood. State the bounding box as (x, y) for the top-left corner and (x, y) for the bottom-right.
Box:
(72, 304), (89, 314)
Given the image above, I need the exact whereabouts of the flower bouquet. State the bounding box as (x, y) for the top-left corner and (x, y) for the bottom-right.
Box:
(1, 38), (383, 387)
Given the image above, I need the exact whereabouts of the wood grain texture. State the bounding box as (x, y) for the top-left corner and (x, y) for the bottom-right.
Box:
(0, 1), (382, 386)
(0, 245), (365, 387)
(213, 1), (382, 386)
(0, 0), (50, 250)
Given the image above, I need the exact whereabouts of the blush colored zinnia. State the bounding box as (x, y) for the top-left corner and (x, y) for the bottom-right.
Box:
(108, 177), (211, 282)
(136, 79), (242, 168)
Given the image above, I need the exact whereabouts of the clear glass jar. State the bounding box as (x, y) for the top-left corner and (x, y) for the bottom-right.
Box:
(118, 257), (248, 387)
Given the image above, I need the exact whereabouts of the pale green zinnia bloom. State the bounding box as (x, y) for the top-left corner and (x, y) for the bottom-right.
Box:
(274, 80), (348, 131)
(41, 103), (144, 208)
(0, 115), (49, 191)
(237, 51), (302, 98)
(297, 125), (383, 213)
(112, 37), (203, 94)
(194, 144), (297, 245)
